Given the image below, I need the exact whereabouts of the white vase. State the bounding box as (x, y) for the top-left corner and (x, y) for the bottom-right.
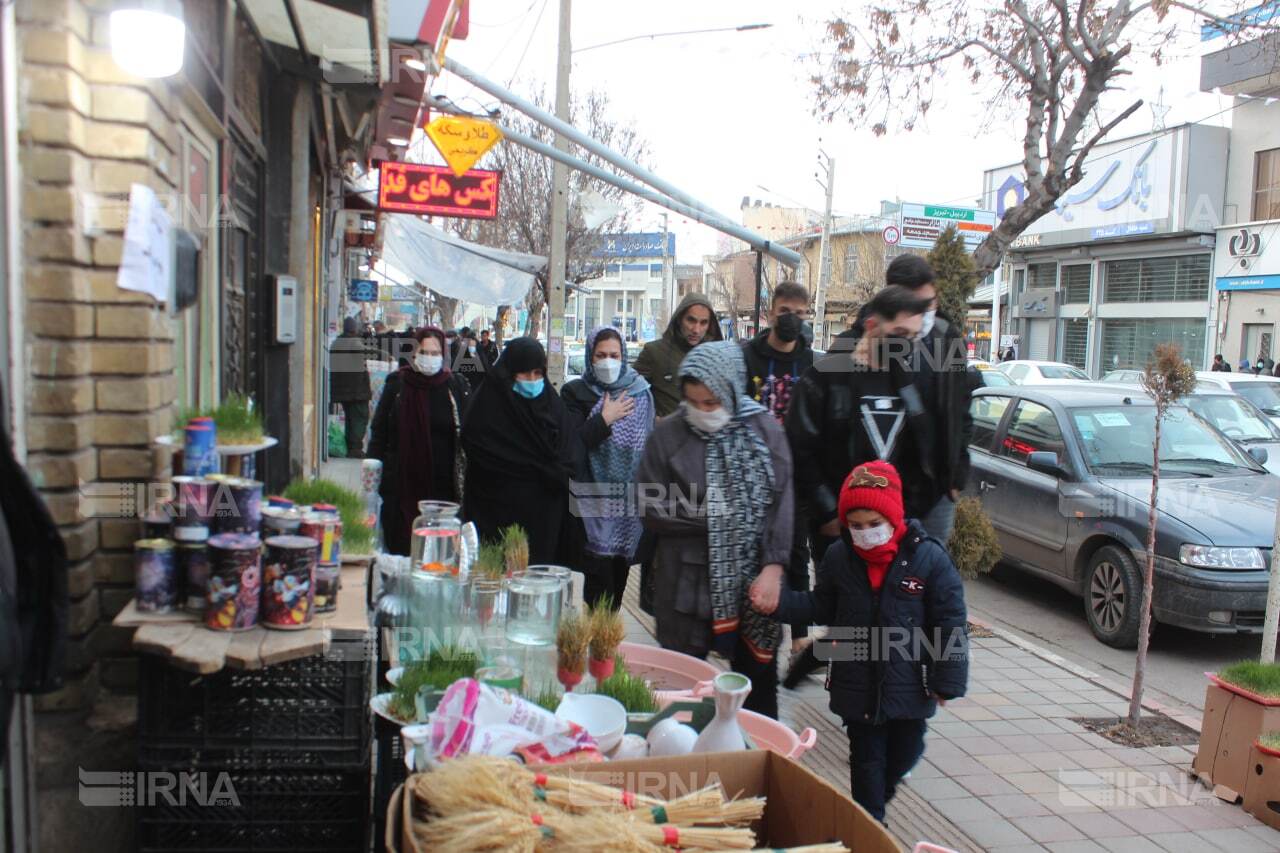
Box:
(692, 672), (751, 753)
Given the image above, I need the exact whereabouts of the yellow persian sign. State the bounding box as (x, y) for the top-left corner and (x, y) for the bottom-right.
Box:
(424, 116), (503, 177)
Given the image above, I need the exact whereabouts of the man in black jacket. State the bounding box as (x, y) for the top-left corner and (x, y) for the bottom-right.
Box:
(329, 316), (372, 458)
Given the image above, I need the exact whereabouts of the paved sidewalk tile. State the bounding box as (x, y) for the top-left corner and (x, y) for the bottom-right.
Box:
(1044, 841), (1109, 853)
(933, 795), (1002, 824)
(1007, 772), (1064, 794)
(978, 753), (1040, 774)
(955, 772), (1023, 797)
(906, 776), (972, 801)
(1140, 832), (1229, 853)
(984, 792), (1055, 818)
(1011, 815), (1087, 843)
(953, 818), (1037, 848)
(986, 844), (1051, 853)
(1110, 807), (1185, 835)
(1021, 751), (1081, 772)
(1096, 838), (1163, 853)
(1197, 827), (1280, 852)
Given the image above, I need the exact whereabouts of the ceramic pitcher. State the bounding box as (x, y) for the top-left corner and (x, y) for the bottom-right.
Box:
(692, 672), (751, 753)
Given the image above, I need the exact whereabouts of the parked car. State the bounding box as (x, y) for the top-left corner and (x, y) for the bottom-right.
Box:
(995, 360), (1092, 385)
(967, 385), (1276, 647)
(1100, 369), (1145, 384)
(970, 360), (1015, 387)
(1194, 371), (1280, 428)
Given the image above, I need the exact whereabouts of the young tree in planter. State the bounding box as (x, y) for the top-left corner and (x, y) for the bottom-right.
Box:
(1128, 343), (1196, 729)
(926, 224), (977, 330)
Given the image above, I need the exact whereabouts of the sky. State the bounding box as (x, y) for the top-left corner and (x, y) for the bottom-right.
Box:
(437, 1), (1239, 264)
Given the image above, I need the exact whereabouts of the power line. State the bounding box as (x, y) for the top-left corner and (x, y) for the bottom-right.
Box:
(504, 0), (551, 88)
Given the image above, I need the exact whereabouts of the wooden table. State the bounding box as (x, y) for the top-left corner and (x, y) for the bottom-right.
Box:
(114, 562), (371, 674)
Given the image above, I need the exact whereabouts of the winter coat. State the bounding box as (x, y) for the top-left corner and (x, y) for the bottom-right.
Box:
(633, 293), (724, 417)
(366, 370), (470, 503)
(329, 332), (372, 402)
(774, 520), (968, 723)
(741, 330), (815, 423)
(635, 411), (793, 656)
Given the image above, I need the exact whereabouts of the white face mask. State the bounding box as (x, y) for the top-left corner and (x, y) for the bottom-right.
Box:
(415, 354), (444, 375)
(920, 309), (937, 337)
(594, 357), (622, 384)
(849, 523), (894, 551)
(683, 403), (731, 433)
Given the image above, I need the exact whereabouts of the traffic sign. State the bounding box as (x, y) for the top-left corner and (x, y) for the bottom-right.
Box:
(898, 202), (996, 251)
(882, 225), (901, 245)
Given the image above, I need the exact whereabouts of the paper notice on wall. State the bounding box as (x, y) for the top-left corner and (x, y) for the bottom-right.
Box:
(116, 183), (173, 303)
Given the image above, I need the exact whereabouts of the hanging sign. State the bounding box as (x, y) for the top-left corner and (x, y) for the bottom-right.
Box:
(377, 161), (501, 219)
(424, 115), (503, 177)
(348, 279), (378, 302)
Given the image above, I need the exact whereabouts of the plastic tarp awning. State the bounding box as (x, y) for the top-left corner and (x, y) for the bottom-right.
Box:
(379, 213), (544, 306)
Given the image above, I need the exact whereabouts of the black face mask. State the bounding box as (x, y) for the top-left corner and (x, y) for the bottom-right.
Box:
(773, 312), (803, 343)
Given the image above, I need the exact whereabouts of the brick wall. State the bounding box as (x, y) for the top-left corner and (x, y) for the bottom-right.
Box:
(17, 0), (180, 707)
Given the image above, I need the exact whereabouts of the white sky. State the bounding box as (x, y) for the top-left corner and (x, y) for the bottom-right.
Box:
(440, 1), (1239, 264)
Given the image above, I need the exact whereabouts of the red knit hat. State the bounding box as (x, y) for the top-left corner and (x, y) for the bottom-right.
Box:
(838, 461), (905, 530)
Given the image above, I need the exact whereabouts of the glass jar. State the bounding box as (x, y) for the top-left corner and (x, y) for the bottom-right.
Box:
(504, 570), (563, 648)
(411, 501), (462, 576)
(525, 565), (572, 618)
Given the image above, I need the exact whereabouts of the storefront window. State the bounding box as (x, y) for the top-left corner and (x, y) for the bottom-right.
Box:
(1061, 264), (1092, 304)
(1061, 319), (1089, 372)
(1101, 255), (1210, 303)
(1027, 262), (1056, 290)
(1255, 148), (1280, 221)
(1099, 318), (1206, 371)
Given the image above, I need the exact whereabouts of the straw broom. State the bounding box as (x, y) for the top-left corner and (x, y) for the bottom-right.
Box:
(412, 759), (538, 817)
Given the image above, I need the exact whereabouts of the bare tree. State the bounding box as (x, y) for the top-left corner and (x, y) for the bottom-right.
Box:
(810, 1), (1276, 278)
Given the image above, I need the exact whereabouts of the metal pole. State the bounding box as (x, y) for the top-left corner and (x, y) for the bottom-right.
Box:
(661, 212), (670, 327)
(441, 58), (802, 267)
(545, 0), (571, 385)
(1262, 507), (1280, 662)
(753, 250), (764, 339)
(813, 154), (835, 350)
(990, 269), (1001, 361)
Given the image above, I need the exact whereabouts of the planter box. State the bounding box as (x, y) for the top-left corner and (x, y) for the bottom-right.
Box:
(1243, 739), (1280, 829)
(1193, 675), (1280, 802)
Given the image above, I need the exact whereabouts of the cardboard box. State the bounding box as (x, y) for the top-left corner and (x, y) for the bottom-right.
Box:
(391, 750), (904, 852)
(1242, 741), (1280, 830)
(1193, 681), (1280, 802)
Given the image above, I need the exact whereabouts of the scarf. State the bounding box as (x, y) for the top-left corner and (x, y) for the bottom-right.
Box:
(397, 327), (453, 531)
(580, 327), (654, 559)
(852, 522), (907, 593)
(678, 342), (780, 663)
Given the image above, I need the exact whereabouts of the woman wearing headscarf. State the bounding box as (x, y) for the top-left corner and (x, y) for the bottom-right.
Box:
(367, 326), (471, 556)
(561, 326), (655, 609)
(460, 336), (578, 564)
(636, 341), (793, 718)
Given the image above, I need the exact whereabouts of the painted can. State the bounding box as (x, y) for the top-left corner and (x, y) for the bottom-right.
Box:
(261, 506), (303, 537)
(172, 523), (210, 544)
(141, 508), (172, 540)
(177, 543), (211, 613)
(266, 496), (295, 510)
(313, 564), (341, 614)
(261, 535), (319, 629)
(225, 478), (263, 535)
(183, 423), (218, 476)
(173, 476), (213, 526)
(361, 458), (383, 493)
(134, 538), (177, 613)
(205, 533), (262, 631)
(300, 506), (342, 565)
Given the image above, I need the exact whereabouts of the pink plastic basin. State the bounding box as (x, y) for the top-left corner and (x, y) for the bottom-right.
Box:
(619, 641), (723, 691)
(652, 678), (818, 760)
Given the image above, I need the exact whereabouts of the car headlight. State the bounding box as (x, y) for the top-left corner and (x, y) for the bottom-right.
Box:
(1179, 544), (1266, 569)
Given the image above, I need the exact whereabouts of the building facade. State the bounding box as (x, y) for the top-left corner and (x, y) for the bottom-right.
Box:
(572, 231), (675, 342)
(982, 124), (1228, 375)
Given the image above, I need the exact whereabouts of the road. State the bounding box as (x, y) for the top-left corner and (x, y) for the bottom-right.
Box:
(965, 564), (1262, 718)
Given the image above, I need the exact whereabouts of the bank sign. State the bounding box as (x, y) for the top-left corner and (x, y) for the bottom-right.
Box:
(591, 232), (676, 258)
(897, 203), (996, 251)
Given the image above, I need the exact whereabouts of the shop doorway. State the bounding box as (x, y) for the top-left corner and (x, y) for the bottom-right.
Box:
(1243, 323), (1273, 369)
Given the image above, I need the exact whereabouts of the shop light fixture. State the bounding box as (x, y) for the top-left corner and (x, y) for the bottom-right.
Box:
(110, 0), (186, 79)
(387, 136), (410, 147)
(403, 57), (428, 72)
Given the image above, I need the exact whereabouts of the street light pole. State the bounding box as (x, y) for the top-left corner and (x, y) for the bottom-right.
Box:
(813, 152), (835, 349)
(660, 212), (670, 326)
(546, 0), (571, 385)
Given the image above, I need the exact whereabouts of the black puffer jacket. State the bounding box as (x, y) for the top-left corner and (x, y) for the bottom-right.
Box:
(774, 521), (968, 723)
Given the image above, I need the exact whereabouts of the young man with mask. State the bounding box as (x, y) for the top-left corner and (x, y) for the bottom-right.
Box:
(634, 293), (724, 418)
(743, 282), (814, 424)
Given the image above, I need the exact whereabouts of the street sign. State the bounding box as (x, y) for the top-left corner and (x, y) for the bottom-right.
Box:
(348, 279), (378, 302)
(898, 203), (996, 251)
(377, 161), (501, 219)
(882, 224), (901, 245)
(424, 115), (503, 177)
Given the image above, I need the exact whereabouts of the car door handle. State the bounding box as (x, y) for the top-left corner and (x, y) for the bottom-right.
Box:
(979, 480), (998, 492)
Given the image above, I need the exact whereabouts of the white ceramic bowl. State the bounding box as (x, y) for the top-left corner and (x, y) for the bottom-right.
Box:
(555, 694), (627, 754)
(646, 717), (698, 757)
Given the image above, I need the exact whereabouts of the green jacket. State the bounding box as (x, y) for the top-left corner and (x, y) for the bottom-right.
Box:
(633, 293), (724, 417)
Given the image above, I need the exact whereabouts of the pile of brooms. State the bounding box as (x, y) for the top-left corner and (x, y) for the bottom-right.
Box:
(407, 755), (850, 853)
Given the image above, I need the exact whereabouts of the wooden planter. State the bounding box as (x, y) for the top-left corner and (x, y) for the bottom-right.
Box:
(1192, 673), (1280, 802)
(1243, 739), (1280, 829)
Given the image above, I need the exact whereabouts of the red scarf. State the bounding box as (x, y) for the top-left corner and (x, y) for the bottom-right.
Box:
(852, 523), (907, 592)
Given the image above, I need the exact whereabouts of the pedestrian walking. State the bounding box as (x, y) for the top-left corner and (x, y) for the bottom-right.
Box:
(562, 326), (655, 609)
(329, 316), (372, 458)
(479, 328), (499, 365)
(367, 327), (470, 556)
(460, 337), (578, 565)
(454, 329), (488, 390)
(636, 341), (793, 718)
(634, 292), (723, 418)
(1211, 353), (1231, 372)
(751, 460), (969, 824)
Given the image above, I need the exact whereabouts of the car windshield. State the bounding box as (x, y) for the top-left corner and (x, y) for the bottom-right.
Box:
(1185, 396), (1280, 443)
(1042, 365), (1090, 380)
(982, 371), (1013, 386)
(1230, 381), (1280, 416)
(1071, 405), (1261, 477)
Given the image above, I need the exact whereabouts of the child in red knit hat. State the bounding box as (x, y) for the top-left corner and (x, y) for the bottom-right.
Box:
(752, 460), (969, 824)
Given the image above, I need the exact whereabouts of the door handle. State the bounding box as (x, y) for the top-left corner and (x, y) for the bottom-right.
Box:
(980, 480), (998, 492)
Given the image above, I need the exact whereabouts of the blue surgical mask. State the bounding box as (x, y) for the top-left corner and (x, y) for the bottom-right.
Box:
(513, 378), (545, 399)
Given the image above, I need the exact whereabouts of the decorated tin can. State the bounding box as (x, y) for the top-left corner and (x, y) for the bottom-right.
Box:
(173, 475), (213, 526)
(300, 505), (343, 565)
(182, 423), (218, 477)
(134, 538), (177, 613)
(205, 533), (262, 631)
(261, 535), (319, 629)
(361, 458), (383, 493)
(313, 564), (341, 614)
(172, 523), (210, 544)
(266, 496), (295, 510)
(177, 543), (211, 613)
(141, 507), (172, 540)
(261, 506), (303, 537)
(212, 477), (262, 535)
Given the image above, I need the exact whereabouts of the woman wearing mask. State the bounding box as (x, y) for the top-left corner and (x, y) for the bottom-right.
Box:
(367, 326), (470, 555)
(561, 327), (655, 609)
(461, 337), (578, 564)
(636, 342), (793, 718)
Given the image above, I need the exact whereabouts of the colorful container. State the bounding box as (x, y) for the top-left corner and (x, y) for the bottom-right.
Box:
(141, 508), (172, 540)
(266, 496), (295, 510)
(313, 564), (341, 614)
(182, 423), (218, 476)
(172, 523), (210, 544)
(173, 475), (213, 526)
(212, 477), (262, 535)
(261, 535), (319, 629)
(134, 538), (177, 613)
(361, 458), (383, 493)
(300, 506), (343, 565)
(261, 506), (303, 537)
(176, 543), (211, 613)
(205, 533), (262, 631)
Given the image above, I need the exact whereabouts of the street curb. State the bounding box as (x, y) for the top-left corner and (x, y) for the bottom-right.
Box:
(967, 614), (1204, 734)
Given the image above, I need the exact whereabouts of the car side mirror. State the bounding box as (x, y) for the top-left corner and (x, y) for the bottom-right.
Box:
(1248, 446), (1269, 466)
(1027, 451), (1069, 479)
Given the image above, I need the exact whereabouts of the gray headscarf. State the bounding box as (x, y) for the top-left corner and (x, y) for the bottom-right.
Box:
(677, 342), (767, 418)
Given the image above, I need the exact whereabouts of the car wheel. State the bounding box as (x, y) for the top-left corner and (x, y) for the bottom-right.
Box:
(1083, 545), (1142, 648)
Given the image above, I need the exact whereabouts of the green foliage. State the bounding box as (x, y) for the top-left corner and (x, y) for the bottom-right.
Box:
(1218, 661), (1280, 699)
(501, 525), (529, 575)
(172, 394), (265, 446)
(948, 497), (1002, 580)
(595, 656), (657, 713)
(281, 477), (374, 553)
(472, 543), (507, 580)
(389, 647), (479, 720)
(926, 224), (977, 328)
(530, 683), (563, 713)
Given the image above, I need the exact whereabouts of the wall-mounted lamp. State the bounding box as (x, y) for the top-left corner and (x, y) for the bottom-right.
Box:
(110, 0), (186, 79)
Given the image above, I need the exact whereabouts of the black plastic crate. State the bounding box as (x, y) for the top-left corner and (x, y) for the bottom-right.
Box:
(138, 637), (373, 769)
(136, 765), (370, 852)
(372, 718), (407, 852)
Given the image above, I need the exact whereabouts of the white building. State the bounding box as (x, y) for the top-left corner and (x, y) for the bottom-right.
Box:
(568, 232), (674, 343)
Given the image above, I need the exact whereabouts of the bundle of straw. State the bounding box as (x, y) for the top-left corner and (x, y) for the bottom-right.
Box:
(546, 785), (763, 826)
(556, 611), (591, 689)
(502, 525), (530, 576)
(588, 599), (626, 680)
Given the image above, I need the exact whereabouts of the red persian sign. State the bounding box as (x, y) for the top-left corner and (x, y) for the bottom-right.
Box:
(377, 161), (501, 219)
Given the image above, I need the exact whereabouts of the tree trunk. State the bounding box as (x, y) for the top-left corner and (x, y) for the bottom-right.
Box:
(494, 305), (511, 347)
(1128, 415), (1161, 730)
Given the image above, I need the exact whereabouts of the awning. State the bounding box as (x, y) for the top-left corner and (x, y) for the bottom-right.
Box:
(380, 214), (540, 306)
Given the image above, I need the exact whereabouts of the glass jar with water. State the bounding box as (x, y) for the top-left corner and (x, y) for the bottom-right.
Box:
(504, 570), (562, 647)
(406, 501), (463, 660)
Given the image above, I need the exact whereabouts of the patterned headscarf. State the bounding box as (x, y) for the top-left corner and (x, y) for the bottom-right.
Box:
(677, 342), (779, 663)
(582, 326), (650, 398)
